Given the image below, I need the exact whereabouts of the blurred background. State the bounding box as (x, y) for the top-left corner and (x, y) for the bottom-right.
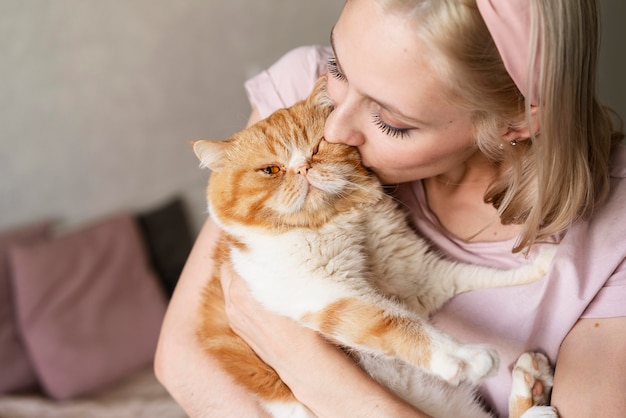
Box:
(0, 0), (624, 235)
(0, 0), (344, 233)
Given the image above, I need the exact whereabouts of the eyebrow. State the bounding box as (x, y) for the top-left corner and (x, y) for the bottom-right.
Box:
(329, 28), (429, 127)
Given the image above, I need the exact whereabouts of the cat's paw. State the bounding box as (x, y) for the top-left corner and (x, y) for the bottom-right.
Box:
(520, 406), (559, 418)
(512, 352), (553, 404)
(509, 352), (556, 418)
(506, 246), (558, 288)
(431, 344), (499, 386)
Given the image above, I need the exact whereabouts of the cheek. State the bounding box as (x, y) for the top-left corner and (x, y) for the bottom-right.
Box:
(359, 128), (474, 175)
(361, 142), (411, 169)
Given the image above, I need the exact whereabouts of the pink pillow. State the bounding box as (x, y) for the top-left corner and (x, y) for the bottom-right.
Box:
(0, 221), (50, 394)
(9, 214), (167, 400)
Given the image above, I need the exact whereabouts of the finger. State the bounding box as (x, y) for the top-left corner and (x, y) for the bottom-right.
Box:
(221, 264), (257, 305)
(219, 264), (256, 327)
(219, 263), (237, 316)
(219, 262), (234, 291)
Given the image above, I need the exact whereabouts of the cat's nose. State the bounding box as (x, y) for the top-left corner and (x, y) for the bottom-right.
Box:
(297, 165), (309, 176)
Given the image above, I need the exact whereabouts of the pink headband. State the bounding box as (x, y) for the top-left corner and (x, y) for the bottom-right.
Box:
(476, 0), (538, 104)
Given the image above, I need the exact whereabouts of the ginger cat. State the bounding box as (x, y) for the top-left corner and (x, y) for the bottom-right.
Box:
(193, 76), (557, 418)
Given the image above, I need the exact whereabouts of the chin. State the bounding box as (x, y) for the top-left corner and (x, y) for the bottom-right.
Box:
(360, 162), (406, 185)
(368, 169), (396, 185)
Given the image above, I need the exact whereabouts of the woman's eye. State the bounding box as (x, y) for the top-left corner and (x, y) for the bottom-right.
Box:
(327, 57), (346, 81)
(372, 112), (411, 139)
(260, 165), (281, 175)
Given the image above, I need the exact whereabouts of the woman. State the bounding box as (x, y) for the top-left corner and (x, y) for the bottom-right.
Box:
(155, 0), (626, 416)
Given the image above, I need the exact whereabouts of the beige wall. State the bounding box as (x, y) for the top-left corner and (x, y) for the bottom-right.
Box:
(0, 1), (623, 234)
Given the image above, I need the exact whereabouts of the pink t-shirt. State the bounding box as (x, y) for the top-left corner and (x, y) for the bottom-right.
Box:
(245, 45), (626, 416)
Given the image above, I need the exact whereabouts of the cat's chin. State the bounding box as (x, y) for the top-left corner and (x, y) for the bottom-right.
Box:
(278, 209), (337, 229)
(292, 178), (332, 209)
(273, 192), (342, 228)
(305, 183), (325, 201)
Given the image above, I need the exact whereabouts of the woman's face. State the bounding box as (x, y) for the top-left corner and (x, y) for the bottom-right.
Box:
(325, 0), (478, 184)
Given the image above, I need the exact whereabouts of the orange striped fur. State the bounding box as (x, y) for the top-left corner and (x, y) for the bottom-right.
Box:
(304, 298), (433, 370)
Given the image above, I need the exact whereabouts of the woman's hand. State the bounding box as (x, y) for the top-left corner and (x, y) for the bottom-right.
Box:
(219, 262), (323, 370)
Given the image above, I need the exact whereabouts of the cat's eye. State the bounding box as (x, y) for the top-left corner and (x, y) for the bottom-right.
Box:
(260, 165), (281, 175)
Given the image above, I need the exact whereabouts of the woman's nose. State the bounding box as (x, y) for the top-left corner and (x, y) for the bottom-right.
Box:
(324, 102), (366, 146)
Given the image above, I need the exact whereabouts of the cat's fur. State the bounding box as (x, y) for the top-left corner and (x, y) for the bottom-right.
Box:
(193, 76), (557, 418)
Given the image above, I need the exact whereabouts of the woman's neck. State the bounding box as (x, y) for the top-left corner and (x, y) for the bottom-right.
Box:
(423, 152), (523, 242)
(433, 151), (498, 187)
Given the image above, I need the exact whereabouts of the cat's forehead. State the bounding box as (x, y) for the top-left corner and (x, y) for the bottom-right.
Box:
(253, 116), (319, 150)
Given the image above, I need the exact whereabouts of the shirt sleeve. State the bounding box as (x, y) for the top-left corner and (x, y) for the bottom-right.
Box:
(582, 258), (626, 318)
(244, 45), (334, 119)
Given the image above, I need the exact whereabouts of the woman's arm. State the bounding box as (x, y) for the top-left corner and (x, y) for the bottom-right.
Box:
(551, 316), (626, 417)
(220, 263), (430, 418)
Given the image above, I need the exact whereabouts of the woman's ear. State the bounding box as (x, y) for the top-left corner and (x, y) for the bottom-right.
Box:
(502, 105), (540, 143)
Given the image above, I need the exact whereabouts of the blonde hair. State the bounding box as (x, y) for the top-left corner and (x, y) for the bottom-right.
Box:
(379, 0), (623, 253)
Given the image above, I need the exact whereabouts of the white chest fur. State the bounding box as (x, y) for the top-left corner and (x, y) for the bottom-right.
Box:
(226, 215), (370, 319)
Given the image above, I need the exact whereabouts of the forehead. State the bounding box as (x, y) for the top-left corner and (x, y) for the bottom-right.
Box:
(333, 0), (462, 124)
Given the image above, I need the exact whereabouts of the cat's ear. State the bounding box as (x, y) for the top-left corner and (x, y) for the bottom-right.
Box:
(192, 139), (227, 171)
(308, 75), (334, 110)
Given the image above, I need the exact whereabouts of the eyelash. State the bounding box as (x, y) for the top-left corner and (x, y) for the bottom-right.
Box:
(328, 56), (410, 139)
(372, 112), (410, 139)
(327, 57), (346, 81)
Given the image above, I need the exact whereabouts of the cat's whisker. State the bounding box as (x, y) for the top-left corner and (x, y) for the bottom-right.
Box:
(344, 181), (378, 194)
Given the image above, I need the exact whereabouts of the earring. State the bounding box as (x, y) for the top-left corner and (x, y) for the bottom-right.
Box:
(500, 139), (518, 150)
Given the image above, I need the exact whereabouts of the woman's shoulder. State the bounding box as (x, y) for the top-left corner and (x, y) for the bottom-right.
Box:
(555, 143), (626, 318)
(557, 144), (626, 253)
(244, 45), (333, 119)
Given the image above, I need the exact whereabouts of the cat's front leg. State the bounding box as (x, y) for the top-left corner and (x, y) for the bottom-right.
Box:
(302, 296), (499, 385)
